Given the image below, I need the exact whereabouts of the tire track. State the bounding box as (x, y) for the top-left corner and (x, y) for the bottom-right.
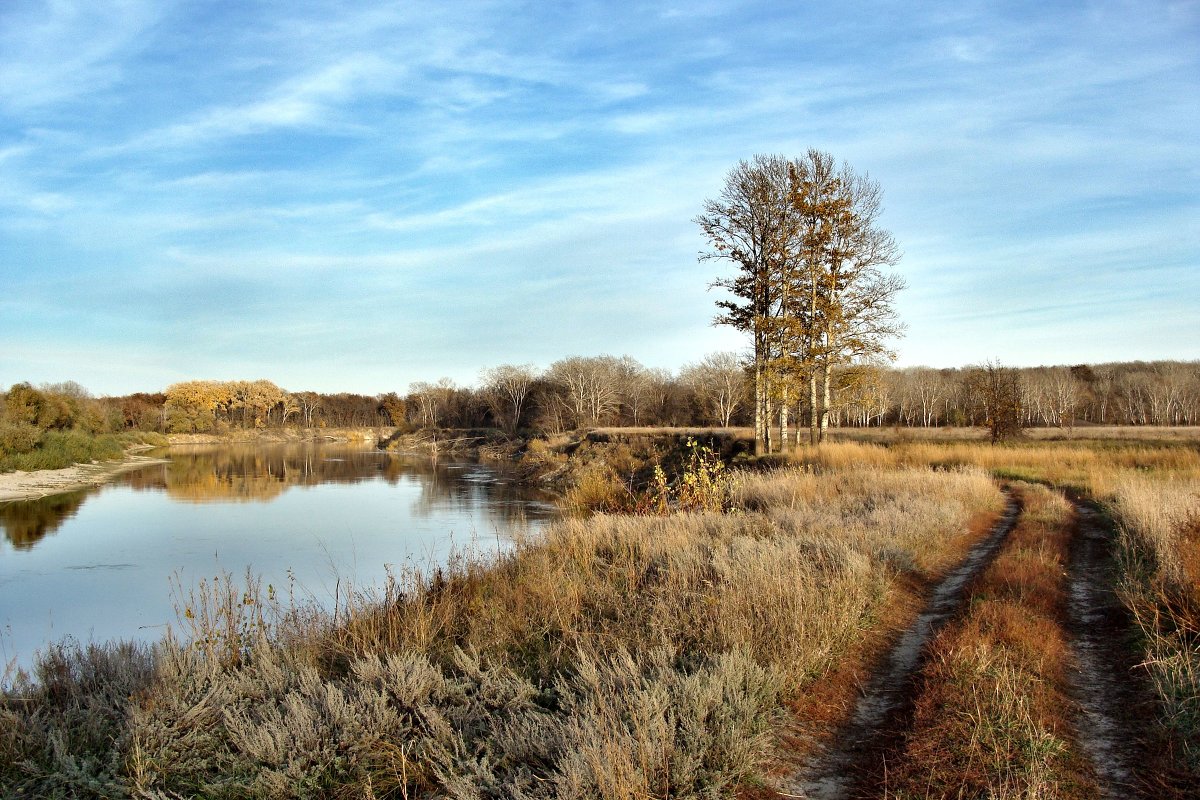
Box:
(1065, 500), (1192, 799)
(1065, 501), (1139, 797)
(778, 491), (1022, 799)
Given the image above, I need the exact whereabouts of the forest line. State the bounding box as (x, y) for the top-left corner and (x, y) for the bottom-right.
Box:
(3, 357), (1199, 450)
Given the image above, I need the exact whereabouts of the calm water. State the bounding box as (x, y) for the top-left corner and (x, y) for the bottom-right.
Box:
(0, 444), (558, 671)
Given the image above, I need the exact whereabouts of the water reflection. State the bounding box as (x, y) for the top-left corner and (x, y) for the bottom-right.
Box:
(0, 443), (557, 671)
(0, 491), (88, 550)
(1, 444), (555, 551)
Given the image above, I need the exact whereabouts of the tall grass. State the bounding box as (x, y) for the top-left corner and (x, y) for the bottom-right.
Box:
(1111, 475), (1200, 771)
(785, 438), (1200, 496)
(1, 462), (1001, 798)
(801, 439), (1200, 784)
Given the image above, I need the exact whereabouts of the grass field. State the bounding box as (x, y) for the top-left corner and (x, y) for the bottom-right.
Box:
(3, 429), (1199, 798)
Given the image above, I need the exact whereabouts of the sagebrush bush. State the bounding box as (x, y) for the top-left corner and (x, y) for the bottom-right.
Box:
(1, 641), (156, 798)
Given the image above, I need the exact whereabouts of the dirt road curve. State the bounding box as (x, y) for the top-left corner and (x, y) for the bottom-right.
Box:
(778, 489), (1194, 799)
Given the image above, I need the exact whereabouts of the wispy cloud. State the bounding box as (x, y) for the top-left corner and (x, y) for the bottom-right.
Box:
(0, 0), (1196, 393)
(0, 0), (162, 111)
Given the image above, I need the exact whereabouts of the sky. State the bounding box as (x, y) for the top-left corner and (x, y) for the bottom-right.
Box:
(0, 1), (1197, 396)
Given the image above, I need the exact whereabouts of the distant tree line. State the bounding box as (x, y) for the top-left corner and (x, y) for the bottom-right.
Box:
(833, 360), (1200, 429)
(2, 359), (1198, 448)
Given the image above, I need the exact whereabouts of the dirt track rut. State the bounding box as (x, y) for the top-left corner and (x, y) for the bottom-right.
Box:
(779, 493), (1022, 799)
(1064, 499), (1196, 799)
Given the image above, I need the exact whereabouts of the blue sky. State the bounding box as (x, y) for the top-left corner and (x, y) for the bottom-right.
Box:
(1, 1), (1197, 395)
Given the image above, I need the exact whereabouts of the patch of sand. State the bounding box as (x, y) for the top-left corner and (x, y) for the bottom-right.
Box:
(0, 455), (168, 502)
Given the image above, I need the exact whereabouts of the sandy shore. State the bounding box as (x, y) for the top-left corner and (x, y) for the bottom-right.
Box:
(0, 453), (169, 503)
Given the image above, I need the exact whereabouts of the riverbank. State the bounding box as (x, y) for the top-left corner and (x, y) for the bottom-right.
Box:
(0, 428), (393, 503)
(0, 450), (169, 502)
(382, 427), (756, 509)
(1, 450), (1003, 797)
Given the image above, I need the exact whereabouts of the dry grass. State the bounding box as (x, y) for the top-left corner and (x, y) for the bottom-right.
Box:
(883, 484), (1099, 799)
(1, 460), (1001, 798)
(784, 438), (1200, 497)
(833, 425), (1200, 444)
(792, 441), (1200, 781)
(588, 426), (755, 439)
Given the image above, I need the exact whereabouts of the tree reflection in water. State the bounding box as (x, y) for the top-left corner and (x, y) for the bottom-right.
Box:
(0, 491), (89, 550)
(1, 444), (556, 550)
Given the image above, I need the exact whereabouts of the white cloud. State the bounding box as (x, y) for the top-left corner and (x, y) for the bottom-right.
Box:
(114, 53), (406, 150)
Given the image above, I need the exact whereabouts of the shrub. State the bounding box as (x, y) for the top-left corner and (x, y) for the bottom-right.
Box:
(642, 438), (730, 514)
(0, 420), (40, 456)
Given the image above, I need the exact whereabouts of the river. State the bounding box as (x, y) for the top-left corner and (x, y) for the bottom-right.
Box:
(0, 443), (558, 673)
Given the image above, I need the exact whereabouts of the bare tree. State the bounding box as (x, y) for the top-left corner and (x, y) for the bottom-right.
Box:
(293, 391), (322, 426)
(680, 351), (748, 427)
(408, 378), (458, 429)
(614, 356), (654, 426)
(966, 361), (1024, 443)
(545, 356), (624, 428)
(480, 364), (537, 433)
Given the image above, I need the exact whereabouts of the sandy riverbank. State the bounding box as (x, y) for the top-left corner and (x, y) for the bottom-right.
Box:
(0, 453), (169, 503)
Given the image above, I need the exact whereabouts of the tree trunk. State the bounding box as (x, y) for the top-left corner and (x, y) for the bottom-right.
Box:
(809, 370), (819, 445)
(779, 385), (790, 454)
(754, 352), (765, 455)
(820, 360), (833, 443)
(765, 390), (774, 454)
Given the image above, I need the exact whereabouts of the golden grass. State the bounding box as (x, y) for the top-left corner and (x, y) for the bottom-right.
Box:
(832, 425), (1200, 443)
(1110, 475), (1200, 771)
(789, 439), (1200, 780)
(784, 438), (1200, 498)
(327, 465), (1002, 688)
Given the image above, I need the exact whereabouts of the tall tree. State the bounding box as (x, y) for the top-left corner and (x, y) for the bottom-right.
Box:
(789, 150), (904, 442)
(699, 151), (903, 451)
(696, 155), (796, 454)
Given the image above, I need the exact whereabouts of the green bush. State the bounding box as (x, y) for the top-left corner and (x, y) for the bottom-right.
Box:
(0, 421), (40, 456)
(0, 431), (166, 473)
